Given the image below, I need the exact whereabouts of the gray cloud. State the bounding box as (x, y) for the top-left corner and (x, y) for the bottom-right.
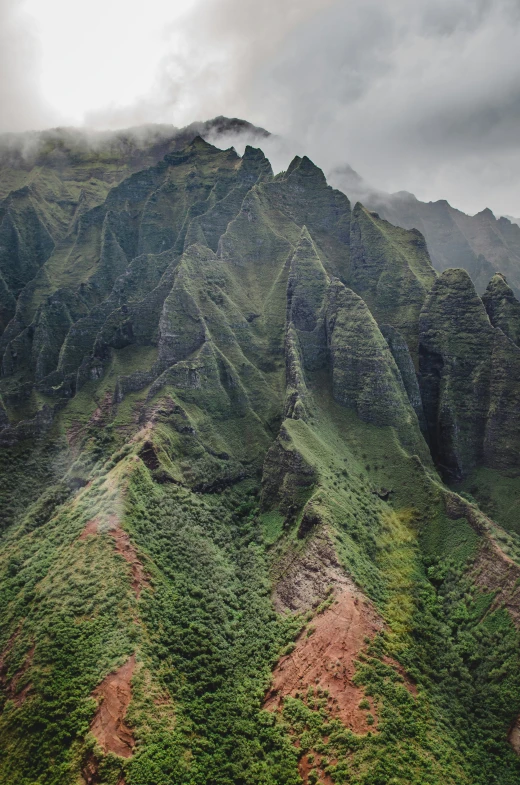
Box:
(0, 0), (56, 132)
(2, 0), (520, 215)
(243, 0), (520, 215)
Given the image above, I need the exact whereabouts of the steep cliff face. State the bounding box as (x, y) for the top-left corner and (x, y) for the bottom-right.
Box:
(484, 328), (520, 470)
(326, 280), (428, 458)
(419, 268), (494, 480)
(381, 323), (427, 432)
(1, 125), (520, 785)
(418, 267), (520, 482)
(349, 203), (436, 355)
(482, 273), (520, 346)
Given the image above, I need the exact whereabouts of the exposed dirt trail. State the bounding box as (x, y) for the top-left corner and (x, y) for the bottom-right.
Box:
(90, 654), (136, 758)
(79, 514), (149, 599)
(472, 539), (520, 625)
(0, 626), (21, 677)
(79, 518), (99, 539)
(0, 632), (34, 707)
(108, 515), (149, 600)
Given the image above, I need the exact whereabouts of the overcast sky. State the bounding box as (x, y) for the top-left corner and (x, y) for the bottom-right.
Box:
(1, 0), (520, 216)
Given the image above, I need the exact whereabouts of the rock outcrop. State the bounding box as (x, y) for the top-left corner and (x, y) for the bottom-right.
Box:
(419, 267), (520, 480)
(326, 279), (428, 456)
(482, 273), (520, 347)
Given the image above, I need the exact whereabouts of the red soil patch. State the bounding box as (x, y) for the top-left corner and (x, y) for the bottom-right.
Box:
(0, 625), (21, 677)
(90, 391), (115, 426)
(67, 391), (114, 451)
(472, 539), (520, 626)
(79, 514), (149, 600)
(265, 587), (382, 733)
(509, 715), (520, 755)
(108, 515), (149, 600)
(299, 751), (335, 785)
(80, 518), (99, 539)
(90, 654), (136, 758)
(66, 420), (84, 451)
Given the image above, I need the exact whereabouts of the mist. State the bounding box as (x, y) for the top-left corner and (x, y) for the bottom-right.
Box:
(2, 0), (520, 216)
(0, 0), (57, 132)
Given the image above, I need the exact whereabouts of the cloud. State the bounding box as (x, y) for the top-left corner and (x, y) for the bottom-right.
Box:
(240, 0), (520, 215)
(0, 0), (57, 132)
(85, 0), (330, 130)
(2, 0), (520, 215)
(122, 0), (520, 215)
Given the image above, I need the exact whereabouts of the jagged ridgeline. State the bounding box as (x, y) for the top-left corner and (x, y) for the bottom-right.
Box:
(2, 125), (520, 785)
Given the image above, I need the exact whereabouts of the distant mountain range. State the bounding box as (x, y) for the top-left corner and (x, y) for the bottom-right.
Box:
(329, 164), (520, 297)
(502, 214), (520, 227)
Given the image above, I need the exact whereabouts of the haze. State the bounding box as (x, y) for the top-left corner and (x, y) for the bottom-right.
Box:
(2, 0), (520, 217)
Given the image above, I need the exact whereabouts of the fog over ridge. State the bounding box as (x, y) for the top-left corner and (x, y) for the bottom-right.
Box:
(1, 0), (520, 215)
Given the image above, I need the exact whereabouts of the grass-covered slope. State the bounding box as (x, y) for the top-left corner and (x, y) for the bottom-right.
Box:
(1, 129), (520, 785)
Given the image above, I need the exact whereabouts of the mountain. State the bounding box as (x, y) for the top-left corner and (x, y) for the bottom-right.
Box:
(329, 165), (520, 297)
(1, 120), (520, 785)
(502, 215), (520, 228)
(0, 117), (270, 334)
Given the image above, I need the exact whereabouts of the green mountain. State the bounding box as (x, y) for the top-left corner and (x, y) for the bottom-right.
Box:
(329, 165), (520, 298)
(1, 120), (520, 785)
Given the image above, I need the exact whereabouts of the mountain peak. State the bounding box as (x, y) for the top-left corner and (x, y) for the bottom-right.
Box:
(475, 206), (495, 219)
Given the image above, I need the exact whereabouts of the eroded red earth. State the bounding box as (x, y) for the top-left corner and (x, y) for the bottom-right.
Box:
(265, 587), (382, 733)
(90, 654), (136, 758)
(79, 518), (99, 540)
(108, 515), (149, 600)
(79, 515), (149, 599)
(0, 626), (34, 707)
(298, 751), (335, 785)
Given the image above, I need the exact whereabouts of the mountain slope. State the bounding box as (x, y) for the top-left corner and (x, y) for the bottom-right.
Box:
(1, 125), (520, 785)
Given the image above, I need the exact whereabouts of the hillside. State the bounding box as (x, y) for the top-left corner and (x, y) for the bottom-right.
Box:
(329, 165), (520, 298)
(1, 122), (520, 785)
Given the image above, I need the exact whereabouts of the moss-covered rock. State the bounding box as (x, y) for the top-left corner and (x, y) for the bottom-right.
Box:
(418, 268), (520, 480)
(483, 328), (520, 470)
(286, 227), (328, 368)
(381, 323), (427, 433)
(482, 273), (520, 347)
(419, 268), (494, 480)
(326, 278), (429, 457)
(349, 203), (436, 356)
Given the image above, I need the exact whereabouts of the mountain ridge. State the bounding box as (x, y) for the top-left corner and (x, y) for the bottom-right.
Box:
(329, 164), (520, 298)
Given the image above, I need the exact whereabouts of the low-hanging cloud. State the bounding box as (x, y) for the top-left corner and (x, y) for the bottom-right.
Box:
(0, 0), (57, 133)
(3, 0), (520, 215)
